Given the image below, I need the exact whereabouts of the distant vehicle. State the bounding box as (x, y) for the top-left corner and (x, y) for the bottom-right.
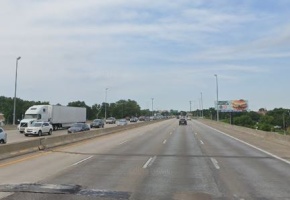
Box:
(90, 119), (104, 128)
(68, 123), (90, 133)
(179, 118), (187, 125)
(18, 105), (86, 133)
(24, 121), (53, 137)
(0, 127), (7, 144)
(187, 116), (191, 120)
(144, 116), (150, 121)
(105, 117), (116, 124)
(117, 119), (128, 126)
(139, 116), (145, 121)
(130, 117), (138, 122)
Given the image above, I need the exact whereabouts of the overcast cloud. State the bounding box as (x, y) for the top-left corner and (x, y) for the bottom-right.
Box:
(1, 0), (290, 111)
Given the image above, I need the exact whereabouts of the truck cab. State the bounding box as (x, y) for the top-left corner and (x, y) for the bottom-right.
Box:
(18, 105), (50, 133)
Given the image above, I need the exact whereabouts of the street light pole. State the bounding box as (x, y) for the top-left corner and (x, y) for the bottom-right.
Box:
(105, 88), (108, 119)
(151, 98), (154, 117)
(189, 101), (192, 112)
(13, 56), (21, 125)
(200, 92), (204, 118)
(214, 74), (219, 121)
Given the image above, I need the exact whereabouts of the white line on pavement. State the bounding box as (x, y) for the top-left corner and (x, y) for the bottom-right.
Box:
(200, 140), (204, 145)
(163, 140), (167, 144)
(197, 121), (290, 166)
(119, 140), (129, 145)
(210, 158), (220, 169)
(143, 156), (157, 169)
(143, 157), (153, 169)
(71, 156), (93, 166)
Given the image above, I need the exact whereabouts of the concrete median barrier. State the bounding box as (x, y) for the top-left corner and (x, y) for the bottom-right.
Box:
(0, 139), (41, 160)
(0, 120), (165, 160)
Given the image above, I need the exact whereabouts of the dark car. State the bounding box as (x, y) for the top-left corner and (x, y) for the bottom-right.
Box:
(179, 118), (187, 125)
(90, 119), (104, 128)
(68, 123), (90, 133)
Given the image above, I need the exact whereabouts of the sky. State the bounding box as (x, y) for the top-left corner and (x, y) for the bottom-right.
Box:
(1, 0), (290, 112)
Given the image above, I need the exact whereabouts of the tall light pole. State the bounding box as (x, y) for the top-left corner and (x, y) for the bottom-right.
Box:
(105, 88), (108, 119)
(200, 92), (204, 118)
(151, 98), (154, 117)
(214, 74), (219, 121)
(189, 101), (192, 112)
(13, 56), (21, 125)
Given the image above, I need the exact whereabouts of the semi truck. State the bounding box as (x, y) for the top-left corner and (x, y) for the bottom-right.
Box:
(18, 105), (86, 133)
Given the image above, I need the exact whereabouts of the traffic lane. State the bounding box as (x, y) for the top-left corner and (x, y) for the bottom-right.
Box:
(0, 120), (174, 199)
(0, 120), (165, 184)
(41, 119), (177, 190)
(191, 120), (290, 199)
(130, 122), (221, 200)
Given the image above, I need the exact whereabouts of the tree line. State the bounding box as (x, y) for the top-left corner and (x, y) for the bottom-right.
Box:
(192, 107), (290, 134)
(0, 96), (173, 124)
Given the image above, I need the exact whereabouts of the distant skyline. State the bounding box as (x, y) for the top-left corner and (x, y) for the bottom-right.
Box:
(1, 1), (290, 111)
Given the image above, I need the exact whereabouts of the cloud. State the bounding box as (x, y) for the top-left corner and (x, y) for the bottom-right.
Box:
(1, 0), (290, 111)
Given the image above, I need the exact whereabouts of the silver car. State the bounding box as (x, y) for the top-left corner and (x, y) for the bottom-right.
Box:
(0, 127), (7, 144)
(117, 119), (128, 126)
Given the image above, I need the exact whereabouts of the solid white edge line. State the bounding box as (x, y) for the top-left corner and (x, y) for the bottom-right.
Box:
(143, 157), (153, 169)
(163, 140), (167, 144)
(72, 156), (93, 166)
(198, 121), (290, 166)
(200, 140), (204, 145)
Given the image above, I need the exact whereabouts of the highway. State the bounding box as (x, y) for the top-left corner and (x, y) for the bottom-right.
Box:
(4, 123), (122, 144)
(0, 119), (289, 199)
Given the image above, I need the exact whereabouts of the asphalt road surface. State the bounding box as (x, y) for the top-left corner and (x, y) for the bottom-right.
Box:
(0, 119), (289, 200)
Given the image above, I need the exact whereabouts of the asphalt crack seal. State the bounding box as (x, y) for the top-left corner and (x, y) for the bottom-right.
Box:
(0, 184), (131, 199)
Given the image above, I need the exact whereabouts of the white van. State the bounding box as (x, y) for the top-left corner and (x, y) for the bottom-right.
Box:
(0, 127), (7, 144)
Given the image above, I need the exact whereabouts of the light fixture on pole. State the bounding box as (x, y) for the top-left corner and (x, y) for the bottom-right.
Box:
(13, 56), (21, 125)
(214, 74), (219, 121)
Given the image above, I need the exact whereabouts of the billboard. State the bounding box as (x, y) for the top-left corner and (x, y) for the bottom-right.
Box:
(215, 99), (249, 112)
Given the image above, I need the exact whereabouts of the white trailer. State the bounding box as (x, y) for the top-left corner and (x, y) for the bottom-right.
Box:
(18, 105), (86, 133)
